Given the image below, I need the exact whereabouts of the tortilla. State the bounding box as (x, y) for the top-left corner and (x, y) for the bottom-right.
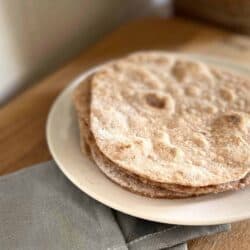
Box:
(74, 77), (191, 198)
(73, 73), (249, 198)
(90, 52), (250, 187)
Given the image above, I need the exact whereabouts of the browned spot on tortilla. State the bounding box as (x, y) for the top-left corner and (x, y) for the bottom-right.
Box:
(145, 93), (165, 109)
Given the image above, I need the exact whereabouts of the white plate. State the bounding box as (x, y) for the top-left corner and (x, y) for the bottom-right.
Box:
(47, 53), (250, 225)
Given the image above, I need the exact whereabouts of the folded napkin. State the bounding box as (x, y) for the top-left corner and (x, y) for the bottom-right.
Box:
(0, 161), (230, 250)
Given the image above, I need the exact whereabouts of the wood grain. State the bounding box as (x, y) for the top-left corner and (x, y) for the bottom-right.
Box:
(0, 17), (249, 250)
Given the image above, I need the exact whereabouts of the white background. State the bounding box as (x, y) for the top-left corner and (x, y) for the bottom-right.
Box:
(0, 0), (171, 104)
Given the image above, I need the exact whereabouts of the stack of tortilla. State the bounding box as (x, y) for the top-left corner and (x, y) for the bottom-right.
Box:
(73, 52), (250, 198)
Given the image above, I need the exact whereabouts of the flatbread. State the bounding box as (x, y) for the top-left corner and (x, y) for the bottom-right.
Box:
(73, 78), (191, 198)
(73, 74), (249, 197)
(90, 52), (250, 187)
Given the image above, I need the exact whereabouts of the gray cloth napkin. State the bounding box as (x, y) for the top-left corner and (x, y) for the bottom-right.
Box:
(0, 161), (230, 250)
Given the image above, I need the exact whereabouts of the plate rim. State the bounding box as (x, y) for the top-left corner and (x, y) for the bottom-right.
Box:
(46, 52), (250, 225)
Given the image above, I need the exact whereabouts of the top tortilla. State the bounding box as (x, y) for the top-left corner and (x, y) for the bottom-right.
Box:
(90, 52), (250, 186)
(73, 75), (249, 197)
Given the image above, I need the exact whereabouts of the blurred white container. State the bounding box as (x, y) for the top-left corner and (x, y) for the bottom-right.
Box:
(0, 0), (171, 104)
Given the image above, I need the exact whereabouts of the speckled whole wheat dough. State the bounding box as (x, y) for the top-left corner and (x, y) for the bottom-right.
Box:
(73, 74), (249, 197)
(90, 52), (250, 187)
(74, 78), (191, 198)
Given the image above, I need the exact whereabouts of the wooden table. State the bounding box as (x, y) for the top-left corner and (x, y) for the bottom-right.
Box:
(0, 17), (249, 250)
